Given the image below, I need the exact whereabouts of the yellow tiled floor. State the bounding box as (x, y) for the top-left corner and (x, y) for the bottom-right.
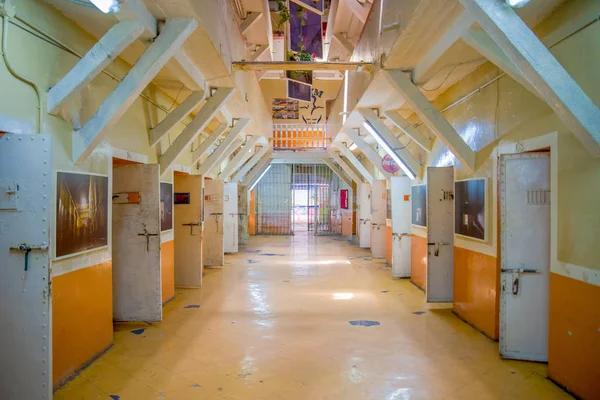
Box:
(54, 233), (572, 399)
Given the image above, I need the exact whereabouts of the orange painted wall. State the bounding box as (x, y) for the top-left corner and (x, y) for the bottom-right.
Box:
(453, 247), (499, 339)
(161, 240), (175, 305)
(385, 225), (393, 266)
(549, 273), (600, 399)
(248, 190), (256, 235)
(341, 211), (353, 238)
(411, 235), (427, 290)
(52, 262), (113, 388)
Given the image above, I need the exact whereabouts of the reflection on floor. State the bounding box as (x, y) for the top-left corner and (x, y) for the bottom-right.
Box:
(54, 233), (572, 399)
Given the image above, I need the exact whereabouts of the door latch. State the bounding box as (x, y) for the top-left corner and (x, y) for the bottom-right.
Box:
(10, 243), (49, 271)
(427, 242), (451, 256)
(182, 222), (201, 236)
(137, 229), (159, 251)
(500, 268), (538, 295)
(393, 233), (411, 241)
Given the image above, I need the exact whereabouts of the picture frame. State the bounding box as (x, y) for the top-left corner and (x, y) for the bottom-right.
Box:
(454, 178), (487, 241)
(411, 184), (427, 227)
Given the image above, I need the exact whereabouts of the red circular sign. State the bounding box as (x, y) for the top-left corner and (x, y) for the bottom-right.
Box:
(382, 154), (400, 173)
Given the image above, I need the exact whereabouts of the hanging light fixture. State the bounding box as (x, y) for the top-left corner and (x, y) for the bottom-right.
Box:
(505, 0), (532, 8)
(249, 165), (272, 191)
(89, 0), (120, 13)
(362, 120), (416, 180)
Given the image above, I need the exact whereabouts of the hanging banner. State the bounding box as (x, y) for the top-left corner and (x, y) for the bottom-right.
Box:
(382, 154), (400, 174)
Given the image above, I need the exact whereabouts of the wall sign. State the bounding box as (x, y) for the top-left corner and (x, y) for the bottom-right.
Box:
(174, 192), (190, 204)
(382, 154), (400, 174)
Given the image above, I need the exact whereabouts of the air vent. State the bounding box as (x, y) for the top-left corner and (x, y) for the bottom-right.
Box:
(526, 189), (550, 205)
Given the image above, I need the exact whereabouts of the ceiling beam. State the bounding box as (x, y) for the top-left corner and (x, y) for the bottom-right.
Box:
(241, 12), (263, 35)
(335, 144), (374, 184)
(207, 138), (244, 176)
(172, 51), (207, 91)
(72, 18), (197, 164)
(160, 88), (234, 173)
(383, 110), (432, 153)
(413, 10), (475, 84)
(345, 128), (392, 180)
(359, 108), (422, 179)
(328, 149), (363, 184)
(460, 0), (600, 157)
(346, 0), (371, 24)
(250, 45), (269, 62)
(196, 118), (251, 175)
(190, 123), (228, 164)
(232, 146), (270, 182)
(324, 159), (352, 187)
(333, 33), (355, 56)
(383, 69), (475, 173)
(244, 154), (272, 187)
(149, 90), (205, 147)
(48, 20), (144, 115)
(232, 61), (375, 71)
(462, 28), (540, 98)
(218, 135), (261, 180)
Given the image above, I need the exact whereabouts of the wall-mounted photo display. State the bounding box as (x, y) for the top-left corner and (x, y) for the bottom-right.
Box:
(290, 0), (325, 15)
(272, 98), (299, 120)
(455, 178), (486, 240)
(286, 70), (313, 85)
(289, 1), (323, 58)
(174, 192), (191, 205)
(411, 184), (426, 227)
(55, 171), (109, 259)
(287, 80), (312, 103)
(160, 182), (173, 232)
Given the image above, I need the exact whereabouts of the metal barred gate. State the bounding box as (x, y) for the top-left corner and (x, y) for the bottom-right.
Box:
(254, 163), (351, 236)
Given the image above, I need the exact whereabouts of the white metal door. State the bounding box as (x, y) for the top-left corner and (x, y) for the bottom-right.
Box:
(358, 182), (371, 248)
(223, 182), (238, 253)
(0, 134), (52, 400)
(238, 184), (249, 245)
(112, 164), (162, 321)
(204, 179), (224, 266)
(426, 166), (454, 302)
(500, 153), (550, 361)
(391, 177), (412, 278)
(174, 175), (203, 287)
(371, 179), (386, 258)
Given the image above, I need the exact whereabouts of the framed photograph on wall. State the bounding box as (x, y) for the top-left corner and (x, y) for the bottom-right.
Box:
(55, 171), (109, 259)
(160, 182), (173, 232)
(287, 80), (312, 103)
(288, 1), (323, 58)
(455, 178), (486, 241)
(411, 184), (426, 227)
(290, 0), (325, 15)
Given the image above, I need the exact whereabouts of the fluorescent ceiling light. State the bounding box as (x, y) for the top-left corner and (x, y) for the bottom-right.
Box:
(90, 0), (120, 13)
(505, 0), (532, 8)
(249, 164), (271, 191)
(362, 120), (416, 180)
(349, 143), (358, 151)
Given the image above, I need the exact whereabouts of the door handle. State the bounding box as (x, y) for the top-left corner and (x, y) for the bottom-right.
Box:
(137, 229), (159, 251)
(501, 269), (538, 295)
(427, 242), (451, 257)
(182, 222), (201, 236)
(393, 233), (411, 240)
(10, 243), (49, 271)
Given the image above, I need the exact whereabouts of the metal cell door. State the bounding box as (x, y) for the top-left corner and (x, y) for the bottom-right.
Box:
(204, 179), (224, 265)
(0, 134), (52, 400)
(370, 179), (387, 258)
(238, 184), (249, 245)
(500, 153), (550, 361)
(391, 176), (412, 278)
(358, 182), (371, 248)
(113, 164), (162, 321)
(174, 174), (203, 287)
(223, 182), (238, 253)
(426, 166), (454, 302)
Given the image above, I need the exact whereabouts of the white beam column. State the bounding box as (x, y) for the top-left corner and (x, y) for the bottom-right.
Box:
(347, 0), (370, 24)
(413, 11), (475, 84)
(333, 33), (355, 55)
(244, 154), (272, 187)
(218, 135), (261, 180)
(384, 110), (433, 153)
(345, 129), (392, 180)
(48, 20), (145, 114)
(149, 91), (205, 147)
(335, 145), (374, 183)
(460, 0), (600, 156)
(324, 159), (352, 187)
(160, 88), (234, 173)
(232, 146), (269, 182)
(328, 149), (362, 184)
(196, 118), (251, 175)
(209, 138), (244, 176)
(462, 28), (540, 98)
(72, 18), (197, 164)
(190, 123), (228, 164)
(384, 69), (475, 173)
(250, 45), (269, 62)
(359, 108), (422, 179)
(241, 12), (263, 35)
